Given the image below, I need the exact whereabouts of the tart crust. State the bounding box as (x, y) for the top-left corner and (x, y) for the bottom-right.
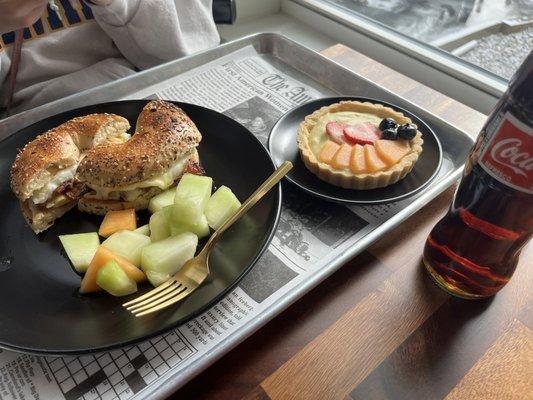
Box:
(297, 101), (423, 189)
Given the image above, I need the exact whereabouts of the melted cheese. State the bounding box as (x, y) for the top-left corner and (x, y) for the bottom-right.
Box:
(31, 165), (77, 204)
(89, 156), (190, 201)
(45, 194), (71, 209)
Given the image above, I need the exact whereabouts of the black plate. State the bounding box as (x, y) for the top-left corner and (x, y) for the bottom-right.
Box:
(0, 100), (281, 355)
(268, 97), (442, 204)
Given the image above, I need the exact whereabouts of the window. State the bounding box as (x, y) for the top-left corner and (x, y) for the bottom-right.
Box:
(321, 0), (532, 80)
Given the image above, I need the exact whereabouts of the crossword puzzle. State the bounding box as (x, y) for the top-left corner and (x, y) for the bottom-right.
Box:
(45, 330), (197, 400)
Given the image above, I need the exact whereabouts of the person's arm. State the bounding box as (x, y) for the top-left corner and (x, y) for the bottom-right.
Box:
(87, 0), (220, 70)
(0, 0), (48, 34)
(0, 60), (5, 106)
(0, 0), (48, 96)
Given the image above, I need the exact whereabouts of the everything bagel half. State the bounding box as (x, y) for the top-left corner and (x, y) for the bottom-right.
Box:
(10, 114), (131, 233)
(77, 100), (203, 215)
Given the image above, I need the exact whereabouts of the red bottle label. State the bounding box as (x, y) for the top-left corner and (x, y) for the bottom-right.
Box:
(479, 112), (533, 194)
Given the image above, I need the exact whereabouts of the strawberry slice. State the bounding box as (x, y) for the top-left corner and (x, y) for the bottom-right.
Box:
(326, 121), (346, 144)
(343, 123), (381, 145)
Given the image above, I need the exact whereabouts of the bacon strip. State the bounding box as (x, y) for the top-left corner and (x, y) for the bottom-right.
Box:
(184, 159), (205, 176)
(55, 180), (87, 200)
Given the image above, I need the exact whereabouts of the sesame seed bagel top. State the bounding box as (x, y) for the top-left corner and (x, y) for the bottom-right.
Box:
(76, 100), (202, 188)
(10, 113), (130, 201)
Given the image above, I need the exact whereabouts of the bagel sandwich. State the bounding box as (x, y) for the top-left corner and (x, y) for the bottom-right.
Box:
(10, 114), (131, 233)
(77, 100), (203, 215)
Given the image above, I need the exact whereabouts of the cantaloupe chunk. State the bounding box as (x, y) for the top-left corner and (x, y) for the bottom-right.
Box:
(374, 139), (411, 166)
(350, 144), (366, 173)
(331, 143), (352, 170)
(98, 209), (137, 238)
(364, 144), (388, 172)
(80, 246), (145, 294)
(318, 140), (341, 164)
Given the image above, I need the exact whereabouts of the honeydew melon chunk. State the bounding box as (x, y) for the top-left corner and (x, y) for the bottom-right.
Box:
(134, 224), (150, 236)
(149, 207), (172, 242)
(145, 270), (171, 287)
(172, 174), (212, 225)
(141, 233), (198, 286)
(59, 232), (100, 273)
(170, 214), (210, 239)
(80, 246), (145, 294)
(148, 188), (175, 213)
(205, 186), (241, 230)
(102, 230), (150, 267)
(96, 260), (137, 297)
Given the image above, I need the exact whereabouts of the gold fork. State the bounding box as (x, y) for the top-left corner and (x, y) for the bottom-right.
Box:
(124, 161), (293, 317)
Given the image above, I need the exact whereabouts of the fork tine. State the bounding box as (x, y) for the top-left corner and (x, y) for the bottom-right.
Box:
(127, 284), (187, 313)
(123, 279), (176, 307)
(126, 282), (183, 312)
(133, 286), (194, 317)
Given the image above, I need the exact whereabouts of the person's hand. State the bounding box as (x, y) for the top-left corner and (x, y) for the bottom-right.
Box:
(0, 0), (49, 34)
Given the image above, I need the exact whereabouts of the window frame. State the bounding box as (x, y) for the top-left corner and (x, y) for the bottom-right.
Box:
(282, 0), (508, 104)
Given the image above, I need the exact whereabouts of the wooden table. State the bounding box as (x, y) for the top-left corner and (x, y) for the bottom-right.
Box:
(170, 45), (533, 400)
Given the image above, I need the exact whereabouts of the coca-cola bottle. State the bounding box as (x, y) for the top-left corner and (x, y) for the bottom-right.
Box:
(423, 50), (533, 299)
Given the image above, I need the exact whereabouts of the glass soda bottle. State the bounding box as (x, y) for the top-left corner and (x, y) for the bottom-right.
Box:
(423, 50), (533, 299)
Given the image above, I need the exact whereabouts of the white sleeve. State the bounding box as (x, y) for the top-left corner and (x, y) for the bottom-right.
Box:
(88, 0), (220, 70)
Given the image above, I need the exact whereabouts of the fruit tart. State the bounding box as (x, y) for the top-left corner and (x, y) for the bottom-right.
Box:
(297, 100), (423, 189)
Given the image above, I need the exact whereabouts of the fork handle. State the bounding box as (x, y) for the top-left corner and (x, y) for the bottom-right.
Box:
(203, 161), (293, 253)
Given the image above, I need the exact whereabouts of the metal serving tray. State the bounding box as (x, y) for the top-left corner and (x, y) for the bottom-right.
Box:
(0, 33), (475, 399)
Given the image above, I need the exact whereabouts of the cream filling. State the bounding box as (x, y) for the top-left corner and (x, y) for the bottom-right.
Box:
(309, 111), (383, 155)
(108, 132), (131, 144)
(87, 155), (190, 201)
(30, 165), (78, 205)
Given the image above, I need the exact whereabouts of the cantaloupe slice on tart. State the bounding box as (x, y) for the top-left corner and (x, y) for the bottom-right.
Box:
(374, 139), (411, 166)
(332, 143), (352, 169)
(350, 144), (366, 173)
(318, 140), (341, 164)
(364, 144), (388, 172)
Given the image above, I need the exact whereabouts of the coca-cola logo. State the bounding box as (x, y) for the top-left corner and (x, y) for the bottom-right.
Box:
(490, 138), (533, 177)
(480, 112), (533, 194)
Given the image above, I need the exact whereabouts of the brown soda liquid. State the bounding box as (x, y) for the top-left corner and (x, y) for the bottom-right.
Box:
(423, 162), (533, 299)
(424, 50), (533, 298)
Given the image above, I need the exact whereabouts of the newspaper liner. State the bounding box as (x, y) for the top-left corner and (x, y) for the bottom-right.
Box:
(0, 46), (442, 400)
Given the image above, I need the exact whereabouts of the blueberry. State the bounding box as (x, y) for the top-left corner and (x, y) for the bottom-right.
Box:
(379, 118), (398, 131)
(381, 128), (398, 140)
(397, 123), (417, 140)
